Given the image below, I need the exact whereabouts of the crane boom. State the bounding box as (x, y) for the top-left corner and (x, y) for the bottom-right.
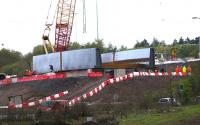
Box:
(55, 0), (76, 52)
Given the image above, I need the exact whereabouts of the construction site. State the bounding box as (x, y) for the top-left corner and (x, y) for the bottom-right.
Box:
(0, 0), (200, 125)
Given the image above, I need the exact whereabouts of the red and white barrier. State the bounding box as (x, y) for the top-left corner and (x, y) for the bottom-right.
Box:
(0, 71), (188, 109)
(0, 73), (66, 85)
(0, 90), (68, 109)
(67, 71), (187, 106)
(0, 78), (12, 85)
(0, 71), (103, 86)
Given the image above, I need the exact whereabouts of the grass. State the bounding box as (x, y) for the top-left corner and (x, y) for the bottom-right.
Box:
(120, 105), (200, 125)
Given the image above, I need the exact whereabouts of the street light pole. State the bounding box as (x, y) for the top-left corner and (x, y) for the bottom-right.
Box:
(96, 0), (99, 40)
(192, 17), (200, 58)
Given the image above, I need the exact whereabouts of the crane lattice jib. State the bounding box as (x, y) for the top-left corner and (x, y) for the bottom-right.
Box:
(55, 0), (76, 52)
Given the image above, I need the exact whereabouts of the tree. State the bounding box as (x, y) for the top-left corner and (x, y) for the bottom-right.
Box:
(189, 63), (200, 96)
(93, 39), (106, 53)
(189, 38), (196, 44)
(32, 44), (53, 56)
(185, 37), (190, 44)
(119, 45), (128, 51)
(177, 79), (192, 104)
(23, 52), (33, 70)
(177, 44), (198, 58)
(178, 37), (184, 44)
(172, 39), (178, 45)
(69, 42), (81, 50)
(134, 41), (141, 48)
(105, 42), (116, 53)
(160, 40), (166, 46)
(33, 45), (46, 56)
(150, 38), (160, 47)
(134, 39), (149, 48)
(0, 61), (27, 76)
(0, 48), (22, 68)
(83, 39), (106, 53)
(175, 63), (200, 104)
(193, 37), (199, 44)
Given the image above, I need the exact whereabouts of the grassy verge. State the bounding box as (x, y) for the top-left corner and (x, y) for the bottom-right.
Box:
(120, 105), (200, 125)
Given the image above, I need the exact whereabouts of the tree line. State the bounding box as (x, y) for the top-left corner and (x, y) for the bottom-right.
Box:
(134, 37), (200, 48)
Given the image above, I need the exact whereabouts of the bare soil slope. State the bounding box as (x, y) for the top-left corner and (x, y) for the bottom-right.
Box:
(0, 77), (104, 105)
(0, 75), (183, 106)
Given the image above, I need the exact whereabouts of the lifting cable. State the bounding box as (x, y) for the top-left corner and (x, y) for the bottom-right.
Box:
(45, 0), (57, 26)
(42, 0), (58, 53)
(82, 0), (87, 33)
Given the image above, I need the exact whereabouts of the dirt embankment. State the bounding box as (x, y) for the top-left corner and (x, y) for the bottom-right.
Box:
(0, 77), (103, 105)
(0, 74), (183, 106)
(87, 76), (182, 104)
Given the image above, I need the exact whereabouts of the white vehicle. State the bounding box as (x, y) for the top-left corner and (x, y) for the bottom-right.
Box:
(159, 98), (177, 104)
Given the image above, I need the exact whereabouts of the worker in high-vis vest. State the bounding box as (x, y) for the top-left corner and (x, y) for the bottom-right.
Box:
(187, 65), (192, 75)
(175, 65), (181, 74)
(182, 65), (187, 75)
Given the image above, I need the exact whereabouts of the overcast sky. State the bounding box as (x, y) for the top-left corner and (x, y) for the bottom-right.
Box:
(1, 0), (200, 54)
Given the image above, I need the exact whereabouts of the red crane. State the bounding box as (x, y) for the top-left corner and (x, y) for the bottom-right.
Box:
(42, 0), (77, 53)
(55, 0), (76, 52)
